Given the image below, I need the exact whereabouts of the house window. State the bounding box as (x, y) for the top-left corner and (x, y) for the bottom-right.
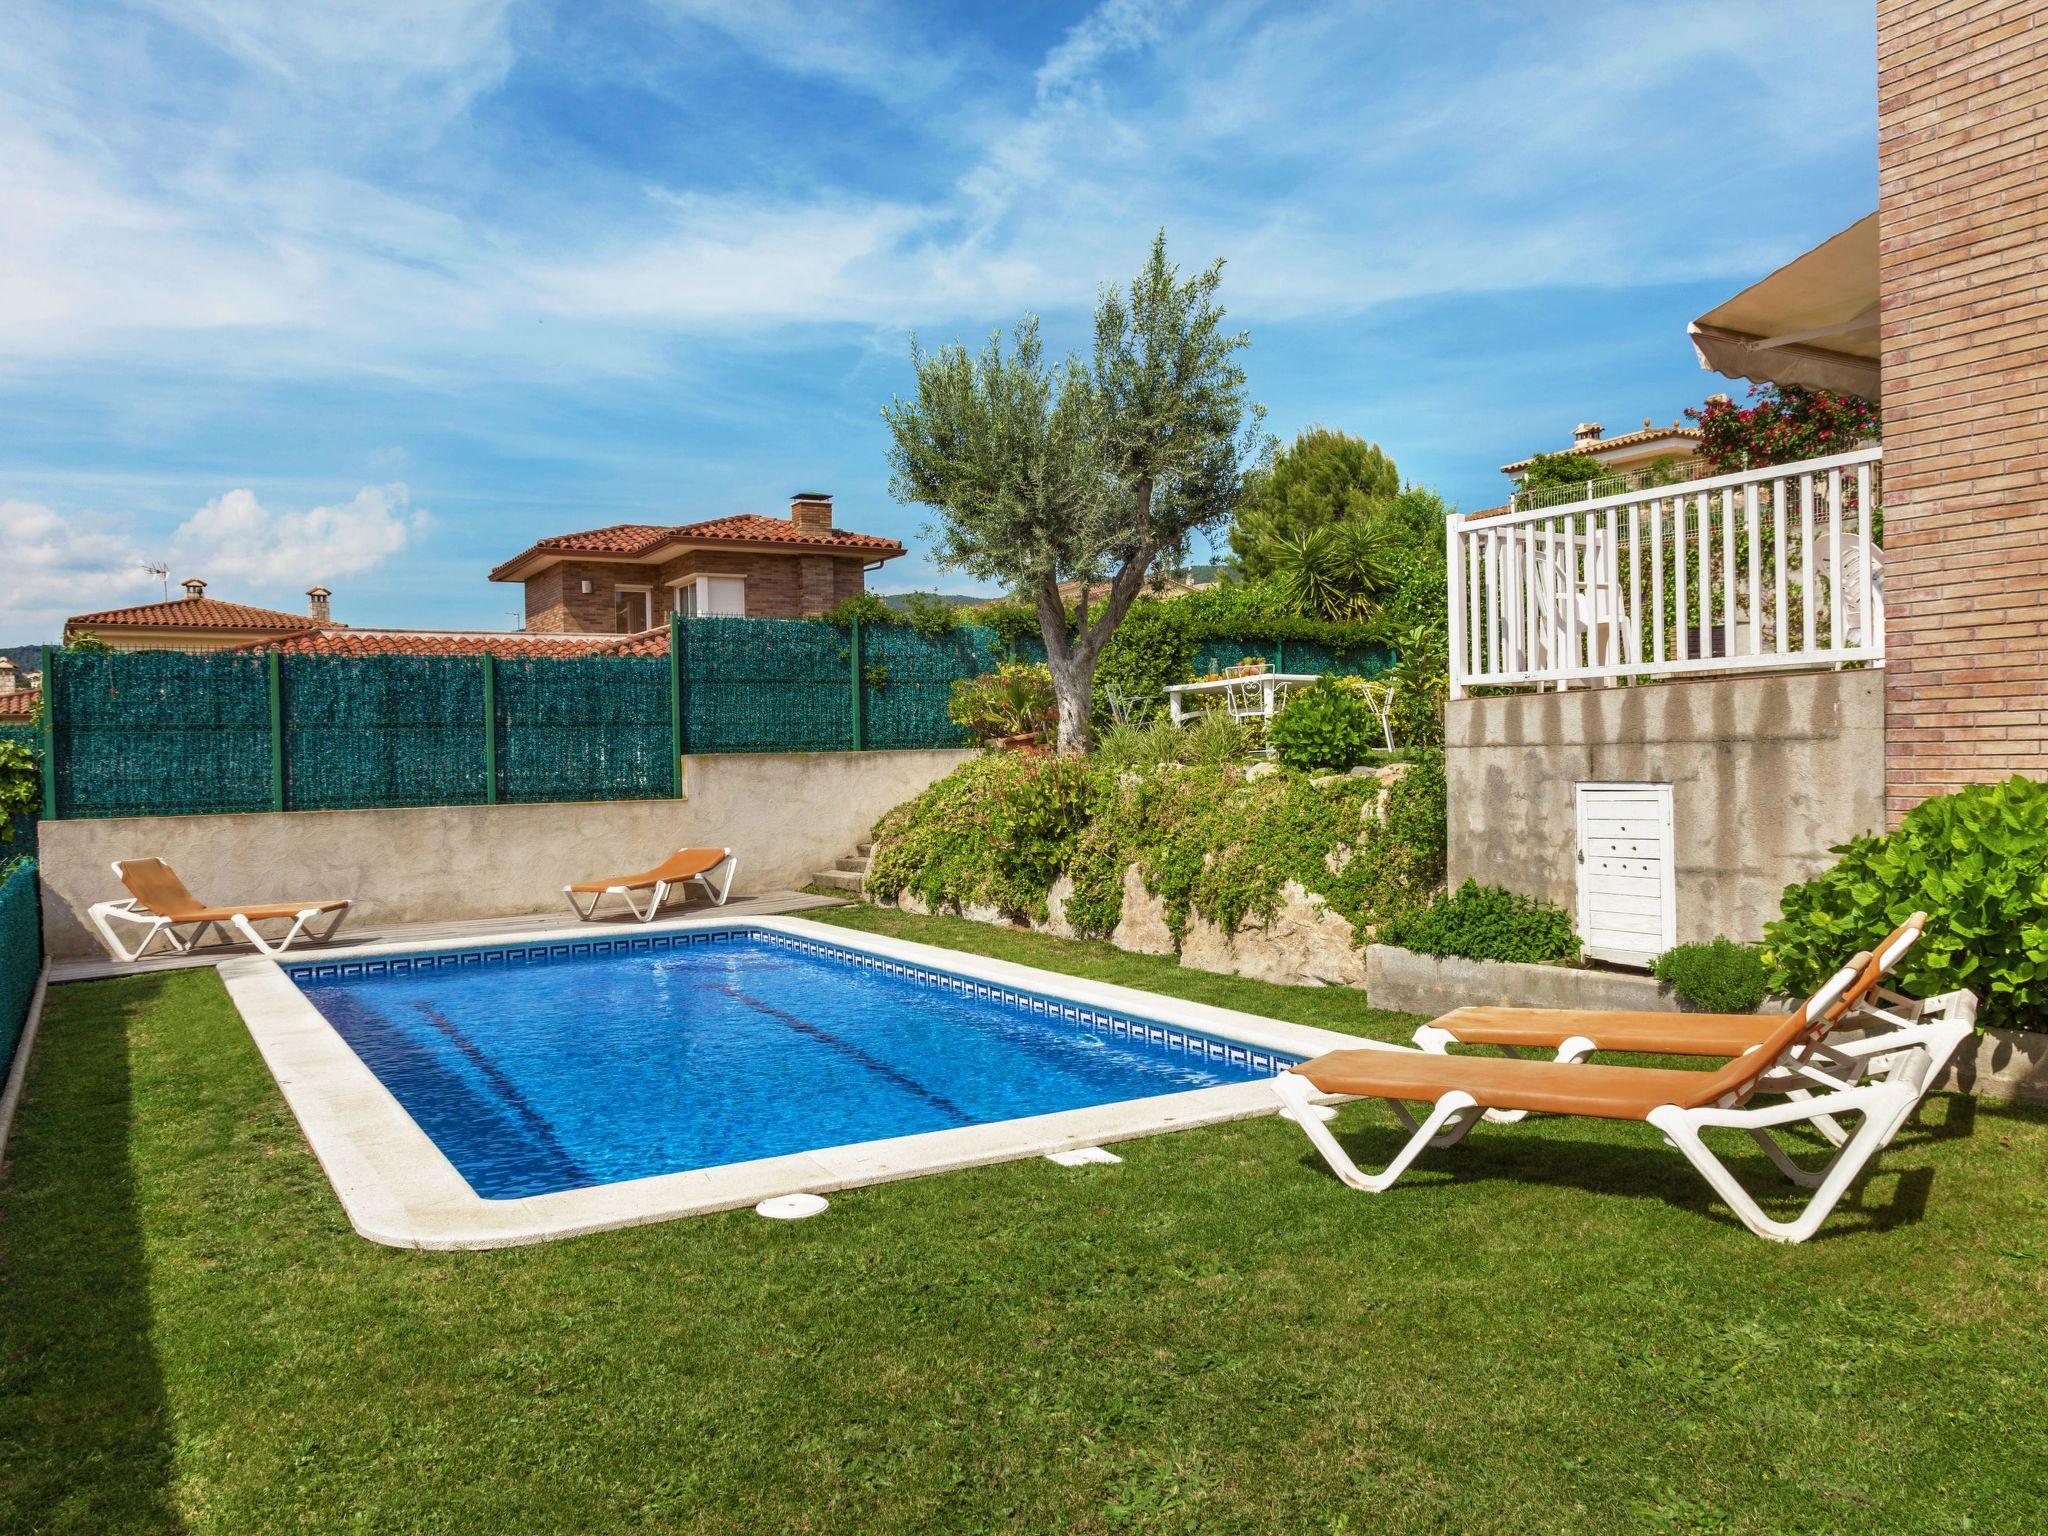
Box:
(614, 586), (654, 634)
(671, 576), (746, 619)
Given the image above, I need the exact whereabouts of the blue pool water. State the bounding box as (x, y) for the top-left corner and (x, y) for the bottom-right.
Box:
(288, 929), (1288, 1199)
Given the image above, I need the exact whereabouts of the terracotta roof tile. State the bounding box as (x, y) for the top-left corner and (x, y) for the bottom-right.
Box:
(66, 595), (325, 632)
(491, 512), (904, 580)
(0, 687), (38, 719)
(231, 627), (672, 659)
(1499, 424), (1703, 475)
(667, 514), (903, 551)
(527, 524), (677, 557)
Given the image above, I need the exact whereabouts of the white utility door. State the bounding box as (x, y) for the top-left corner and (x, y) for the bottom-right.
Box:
(1574, 783), (1675, 969)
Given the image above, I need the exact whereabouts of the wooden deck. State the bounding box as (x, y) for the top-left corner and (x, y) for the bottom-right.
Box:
(47, 889), (847, 985)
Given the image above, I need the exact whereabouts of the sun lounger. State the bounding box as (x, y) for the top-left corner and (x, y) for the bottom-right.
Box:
(87, 858), (351, 962)
(564, 847), (738, 922)
(1413, 917), (1950, 1133)
(1271, 947), (1979, 1243)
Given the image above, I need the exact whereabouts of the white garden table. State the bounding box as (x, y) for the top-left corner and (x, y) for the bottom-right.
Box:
(1165, 672), (1321, 728)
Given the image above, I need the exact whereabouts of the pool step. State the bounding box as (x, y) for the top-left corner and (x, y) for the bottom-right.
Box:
(812, 841), (873, 896)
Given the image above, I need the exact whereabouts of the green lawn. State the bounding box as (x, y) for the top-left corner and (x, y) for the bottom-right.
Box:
(1, 907), (2043, 1535)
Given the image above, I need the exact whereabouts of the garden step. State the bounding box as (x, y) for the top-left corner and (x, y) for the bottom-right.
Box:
(811, 867), (866, 893)
(856, 841), (874, 855)
(834, 855), (870, 873)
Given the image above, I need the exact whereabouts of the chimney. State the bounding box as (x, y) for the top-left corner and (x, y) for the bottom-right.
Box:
(1572, 422), (1603, 446)
(790, 492), (833, 534)
(0, 656), (16, 694)
(182, 577), (207, 599)
(307, 585), (332, 624)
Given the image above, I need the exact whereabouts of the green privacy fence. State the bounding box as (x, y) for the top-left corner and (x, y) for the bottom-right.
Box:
(0, 859), (40, 1084)
(38, 616), (1395, 820)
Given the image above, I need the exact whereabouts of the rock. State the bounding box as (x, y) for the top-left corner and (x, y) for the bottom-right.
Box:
(1310, 772), (1346, 787)
(1244, 760), (1281, 781)
(960, 902), (1010, 926)
(1041, 874), (1079, 940)
(1110, 864), (1177, 955)
(896, 890), (933, 917)
(1178, 880), (1367, 987)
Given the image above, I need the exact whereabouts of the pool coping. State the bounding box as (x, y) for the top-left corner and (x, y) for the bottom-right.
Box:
(219, 914), (1389, 1249)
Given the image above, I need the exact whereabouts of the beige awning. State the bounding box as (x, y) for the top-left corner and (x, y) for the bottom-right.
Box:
(1689, 214), (1879, 400)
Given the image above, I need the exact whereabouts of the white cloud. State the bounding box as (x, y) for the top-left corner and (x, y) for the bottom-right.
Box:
(0, 0), (1874, 372)
(0, 484), (429, 639)
(0, 500), (157, 639)
(172, 484), (428, 587)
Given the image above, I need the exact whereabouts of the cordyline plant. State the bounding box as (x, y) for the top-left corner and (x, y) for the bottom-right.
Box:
(884, 231), (1268, 752)
(1686, 384), (1879, 473)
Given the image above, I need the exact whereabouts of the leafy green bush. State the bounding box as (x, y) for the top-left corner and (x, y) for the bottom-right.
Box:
(1092, 714), (1254, 774)
(1382, 880), (1579, 965)
(987, 755), (1094, 900)
(1266, 677), (1375, 773)
(1654, 938), (1768, 1013)
(819, 591), (894, 628)
(1763, 775), (2048, 1032)
(947, 663), (1056, 744)
(865, 748), (1448, 946)
(0, 739), (37, 845)
(897, 592), (962, 637)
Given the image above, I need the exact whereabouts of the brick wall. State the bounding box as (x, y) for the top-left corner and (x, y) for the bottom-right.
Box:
(523, 560), (631, 633)
(1877, 0), (2048, 820)
(522, 550), (875, 631)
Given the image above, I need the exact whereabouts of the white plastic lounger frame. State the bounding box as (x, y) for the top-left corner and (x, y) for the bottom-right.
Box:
(1272, 972), (1979, 1244)
(86, 896), (350, 962)
(1411, 926), (1938, 1129)
(564, 851), (739, 923)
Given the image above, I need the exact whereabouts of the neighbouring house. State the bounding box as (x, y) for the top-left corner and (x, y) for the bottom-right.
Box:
(1440, 0), (2044, 964)
(64, 579), (338, 652)
(490, 493), (906, 633)
(1499, 418), (1706, 510)
(227, 626), (670, 659)
(0, 655), (35, 723)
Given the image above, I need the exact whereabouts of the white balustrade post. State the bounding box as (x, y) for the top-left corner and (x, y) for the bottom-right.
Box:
(1446, 511), (1467, 701)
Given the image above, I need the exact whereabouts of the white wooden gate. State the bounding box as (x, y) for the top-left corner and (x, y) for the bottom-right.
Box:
(1574, 783), (1675, 968)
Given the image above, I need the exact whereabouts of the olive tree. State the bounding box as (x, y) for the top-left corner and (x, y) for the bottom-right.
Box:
(884, 233), (1265, 752)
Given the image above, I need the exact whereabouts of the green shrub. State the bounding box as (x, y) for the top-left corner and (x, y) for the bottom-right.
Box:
(0, 739), (37, 845)
(819, 590), (894, 628)
(987, 755), (1094, 900)
(1092, 714), (1253, 774)
(947, 663), (1056, 744)
(897, 592), (962, 637)
(865, 748), (1447, 946)
(1383, 880), (1579, 965)
(1266, 677), (1375, 773)
(1763, 775), (2048, 1032)
(1654, 938), (1768, 1013)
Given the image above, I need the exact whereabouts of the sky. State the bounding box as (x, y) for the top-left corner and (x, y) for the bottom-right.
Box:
(0, 0), (1878, 640)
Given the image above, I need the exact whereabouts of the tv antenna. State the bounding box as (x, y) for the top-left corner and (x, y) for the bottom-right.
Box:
(140, 563), (169, 598)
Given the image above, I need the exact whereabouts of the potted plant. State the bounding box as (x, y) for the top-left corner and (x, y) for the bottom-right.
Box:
(948, 663), (1058, 750)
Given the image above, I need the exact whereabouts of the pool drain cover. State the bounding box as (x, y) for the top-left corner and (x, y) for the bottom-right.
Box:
(756, 1193), (829, 1220)
(1045, 1146), (1123, 1167)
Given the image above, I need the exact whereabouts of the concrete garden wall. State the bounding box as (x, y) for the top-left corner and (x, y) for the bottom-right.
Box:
(1446, 669), (1884, 946)
(38, 748), (974, 959)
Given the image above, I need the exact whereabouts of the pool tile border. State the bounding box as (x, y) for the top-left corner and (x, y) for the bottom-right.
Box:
(286, 928), (1292, 1077)
(225, 913), (1389, 1250)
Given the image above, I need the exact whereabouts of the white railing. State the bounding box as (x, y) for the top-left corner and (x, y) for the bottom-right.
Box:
(1448, 447), (1882, 698)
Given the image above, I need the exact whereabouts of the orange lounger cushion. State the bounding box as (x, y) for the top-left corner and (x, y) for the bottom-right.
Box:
(1289, 1048), (1747, 1119)
(118, 858), (345, 923)
(567, 847), (730, 894)
(1431, 1005), (1782, 1057)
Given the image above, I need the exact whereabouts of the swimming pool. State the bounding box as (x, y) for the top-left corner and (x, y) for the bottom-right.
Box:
(221, 916), (1366, 1247)
(288, 928), (1288, 1199)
